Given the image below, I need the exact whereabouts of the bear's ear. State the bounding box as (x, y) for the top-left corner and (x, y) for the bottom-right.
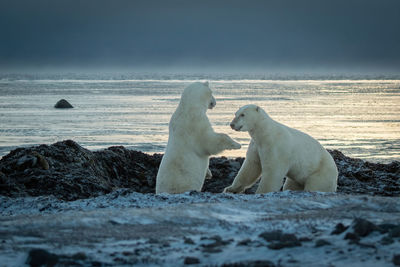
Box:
(203, 81), (209, 87)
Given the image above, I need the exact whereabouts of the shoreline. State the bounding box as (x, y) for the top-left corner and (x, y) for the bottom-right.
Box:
(2, 145), (398, 165)
(0, 140), (399, 200)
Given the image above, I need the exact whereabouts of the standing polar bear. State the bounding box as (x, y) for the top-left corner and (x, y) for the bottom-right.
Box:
(224, 104), (338, 194)
(156, 82), (241, 194)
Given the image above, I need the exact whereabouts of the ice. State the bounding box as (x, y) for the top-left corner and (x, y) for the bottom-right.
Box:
(1, 191), (400, 266)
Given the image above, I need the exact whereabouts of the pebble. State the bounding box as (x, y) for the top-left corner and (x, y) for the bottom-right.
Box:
(259, 230), (283, 241)
(259, 231), (301, 250)
(331, 223), (349, 235)
(26, 249), (59, 267)
(352, 218), (378, 237)
(393, 254), (400, 266)
(344, 232), (360, 242)
(389, 226), (400, 238)
(221, 260), (275, 267)
(315, 239), (332, 247)
(184, 257), (200, 265)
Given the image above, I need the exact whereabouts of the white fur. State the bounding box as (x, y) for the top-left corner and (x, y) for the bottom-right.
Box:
(156, 82), (241, 194)
(224, 104), (338, 193)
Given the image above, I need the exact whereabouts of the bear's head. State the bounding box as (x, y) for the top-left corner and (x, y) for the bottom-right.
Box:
(230, 104), (263, 132)
(180, 82), (216, 111)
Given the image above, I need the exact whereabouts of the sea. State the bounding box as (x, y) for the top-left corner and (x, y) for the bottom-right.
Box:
(0, 72), (399, 163)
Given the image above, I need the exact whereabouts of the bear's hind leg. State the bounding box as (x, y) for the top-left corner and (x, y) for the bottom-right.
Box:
(304, 168), (337, 192)
(304, 154), (338, 192)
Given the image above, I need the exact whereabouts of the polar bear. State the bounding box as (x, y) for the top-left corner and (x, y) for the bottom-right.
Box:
(156, 82), (241, 194)
(224, 104), (338, 193)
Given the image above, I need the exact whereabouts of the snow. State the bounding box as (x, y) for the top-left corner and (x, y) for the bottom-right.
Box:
(1, 191), (399, 266)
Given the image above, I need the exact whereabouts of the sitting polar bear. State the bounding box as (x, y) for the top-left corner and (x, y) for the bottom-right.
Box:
(224, 104), (338, 193)
(156, 82), (241, 194)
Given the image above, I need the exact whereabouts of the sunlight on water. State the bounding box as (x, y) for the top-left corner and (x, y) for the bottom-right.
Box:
(0, 77), (399, 163)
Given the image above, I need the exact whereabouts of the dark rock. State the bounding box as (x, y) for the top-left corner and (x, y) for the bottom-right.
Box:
(113, 257), (128, 264)
(0, 140), (160, 200)
(26, 249), (59, 267)
(236, 238), (252, 246)
(331, 223), (349, 235)
(315, 239), (332, 247)
(389, 226), (400, 238)
(378, 223), (397, 234)
(352, 218), (378, 237)
(344, 232), (360, 242)
(203, 157), (249, 193)
(329, 149), (400, 196)
(54, 99), (73, 108)
(201, 235), (232, 248)
(202, 247), (222, 253)
(393, 254), (400, 266)
(16, 155), (37, 170)
(184, 237), (195, 245)
(109, 219), (121, 225)
(259, 231), (301, 250)
(259, 230), (283, 241)
(277, 233), (299, 243)
(148, 238), (159, 244)
(184, 257), (200, 265)
(221, 260), (275, 267)
(380, 236), (394, 245)
(71, 252), (87, 260)
(267, 239), (301, 250)
(357, 242), (376, 249)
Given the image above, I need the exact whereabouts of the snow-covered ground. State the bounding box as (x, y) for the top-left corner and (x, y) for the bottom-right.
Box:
(1, 191), (399, 266)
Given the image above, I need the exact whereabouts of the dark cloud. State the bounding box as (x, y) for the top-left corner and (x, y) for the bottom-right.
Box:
(1, 0), (399, 71)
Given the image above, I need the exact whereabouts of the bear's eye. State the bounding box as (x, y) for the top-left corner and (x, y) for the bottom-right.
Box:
(240, 114), (245, 117)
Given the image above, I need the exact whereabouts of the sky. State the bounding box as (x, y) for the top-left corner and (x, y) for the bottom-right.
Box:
(0, 0), (399, 73)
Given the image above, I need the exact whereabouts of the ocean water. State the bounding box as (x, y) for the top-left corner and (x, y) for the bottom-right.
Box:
(0, 73), (399, 163)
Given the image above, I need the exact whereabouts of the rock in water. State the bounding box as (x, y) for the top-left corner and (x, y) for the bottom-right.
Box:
(54, 99), (73, 108)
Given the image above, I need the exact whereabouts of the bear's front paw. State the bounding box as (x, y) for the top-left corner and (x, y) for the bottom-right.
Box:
(228, 140), (241, 150)
(223, 185), (242, 194)
(233, 141), (241, 149)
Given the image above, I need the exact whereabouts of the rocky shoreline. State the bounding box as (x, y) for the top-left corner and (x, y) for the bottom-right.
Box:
(0, 140), (399, 200)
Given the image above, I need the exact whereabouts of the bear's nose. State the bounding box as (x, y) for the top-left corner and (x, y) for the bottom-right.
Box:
(230, 123), (235, 129)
